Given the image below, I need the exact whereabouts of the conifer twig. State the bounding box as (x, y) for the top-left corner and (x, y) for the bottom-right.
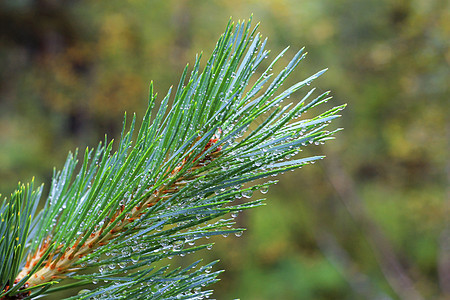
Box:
(1, 17), (344, 299)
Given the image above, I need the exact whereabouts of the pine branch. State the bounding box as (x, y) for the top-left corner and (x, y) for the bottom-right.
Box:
(1, 17), (345, 299)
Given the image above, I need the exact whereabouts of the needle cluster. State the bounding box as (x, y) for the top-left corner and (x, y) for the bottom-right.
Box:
(0, 18), (344, 300)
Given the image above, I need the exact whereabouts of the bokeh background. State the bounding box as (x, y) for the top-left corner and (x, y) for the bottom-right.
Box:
(0, 0), (448, 299)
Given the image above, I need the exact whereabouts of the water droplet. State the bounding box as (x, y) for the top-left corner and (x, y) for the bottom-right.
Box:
(242, 190), (253, 198)
(173, 241), (184, 251)
(234, 231), (243, 237)
(260, 186), (269, 194)
(78, 289), (91, 295)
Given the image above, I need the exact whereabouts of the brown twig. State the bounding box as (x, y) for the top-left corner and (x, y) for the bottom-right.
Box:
(323, 157), (424, 300)
(437, 143), (450, 296)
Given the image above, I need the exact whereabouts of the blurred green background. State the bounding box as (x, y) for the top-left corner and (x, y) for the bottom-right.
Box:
(0, 0), (448, 299)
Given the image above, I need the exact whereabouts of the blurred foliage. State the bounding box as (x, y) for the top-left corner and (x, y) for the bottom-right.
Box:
(0, 0), (448, 299)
